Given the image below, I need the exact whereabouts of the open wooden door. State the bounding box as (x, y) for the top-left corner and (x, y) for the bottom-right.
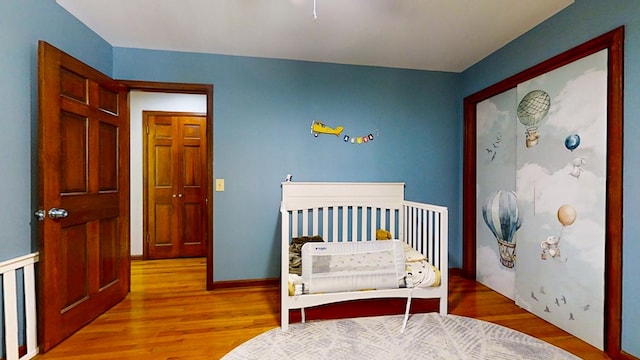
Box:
(36, 41), (130, 351)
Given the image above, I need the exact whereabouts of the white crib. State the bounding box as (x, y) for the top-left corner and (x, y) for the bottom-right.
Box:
(280, 182), (448, 330)
(1, 253), (39, 360)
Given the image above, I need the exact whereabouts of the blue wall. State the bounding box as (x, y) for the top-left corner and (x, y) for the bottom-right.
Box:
(113, 49), (462, 279)
(0, 0), (112, 261)
(460, 0), (640, 356)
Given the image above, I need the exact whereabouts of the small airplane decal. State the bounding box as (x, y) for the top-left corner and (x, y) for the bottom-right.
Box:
(311, 121), (344, 137)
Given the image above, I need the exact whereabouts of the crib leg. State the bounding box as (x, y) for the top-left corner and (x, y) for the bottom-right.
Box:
(301, 307), (306, 324)
(439, 295), (448, 315)
(281, 304), (289, 331)
(401, 290), (413, 333)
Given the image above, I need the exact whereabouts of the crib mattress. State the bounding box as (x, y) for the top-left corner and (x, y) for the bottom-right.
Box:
(302, 240), (406, 294)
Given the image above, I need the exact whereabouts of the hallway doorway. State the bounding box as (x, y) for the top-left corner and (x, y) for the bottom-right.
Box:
(123, 82), (214, 289)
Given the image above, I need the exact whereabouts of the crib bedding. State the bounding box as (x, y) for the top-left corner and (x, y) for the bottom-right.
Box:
(406, 258), (440, 288)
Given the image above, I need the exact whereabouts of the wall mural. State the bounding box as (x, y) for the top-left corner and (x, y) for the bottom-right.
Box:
(476, 49), (607, 349)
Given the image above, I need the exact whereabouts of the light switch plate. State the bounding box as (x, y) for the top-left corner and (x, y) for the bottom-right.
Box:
(215, 179), (224, 191)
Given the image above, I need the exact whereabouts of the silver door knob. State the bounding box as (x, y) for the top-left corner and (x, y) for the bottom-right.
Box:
(34, 209), (45, 221)
(48, 208), (69, 219)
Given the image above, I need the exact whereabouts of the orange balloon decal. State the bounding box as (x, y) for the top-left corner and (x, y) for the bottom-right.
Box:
(557, 204), (576, 227)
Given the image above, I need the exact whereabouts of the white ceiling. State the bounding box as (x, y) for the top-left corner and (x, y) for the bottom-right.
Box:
(56, 0), (573, 73)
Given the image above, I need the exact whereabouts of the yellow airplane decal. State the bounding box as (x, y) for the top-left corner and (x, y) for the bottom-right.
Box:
(311, 121), (344, 137)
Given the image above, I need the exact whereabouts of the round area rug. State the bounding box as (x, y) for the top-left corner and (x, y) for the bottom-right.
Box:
(221, 313), (579, 360)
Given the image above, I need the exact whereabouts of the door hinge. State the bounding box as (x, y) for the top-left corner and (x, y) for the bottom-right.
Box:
(146, 233), (150, 243)
(146, 126), (149, 135)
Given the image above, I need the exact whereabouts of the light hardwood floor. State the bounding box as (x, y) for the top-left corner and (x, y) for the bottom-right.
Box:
(33, 258), (608, 360)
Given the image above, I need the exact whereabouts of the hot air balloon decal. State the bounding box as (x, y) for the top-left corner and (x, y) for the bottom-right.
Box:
(517, 90), (551, 148)
(564, 134), (581, 151)
(482, 190), (523, 268)
(541, 204), (576, 260)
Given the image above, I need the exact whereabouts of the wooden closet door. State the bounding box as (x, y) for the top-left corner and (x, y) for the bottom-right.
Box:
(146, 112), (207, 259)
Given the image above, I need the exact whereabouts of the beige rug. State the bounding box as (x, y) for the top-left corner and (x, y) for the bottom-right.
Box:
(222, 313), (579, 359)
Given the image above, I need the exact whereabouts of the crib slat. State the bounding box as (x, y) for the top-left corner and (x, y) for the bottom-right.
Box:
(408, 206), (413, 246)
(291, 211), (299, 238)
(24, 263), (38, 359)
(352, 206), (358, 241)
(389, 208), (396, 240)
(433, 212), (440, 269)
(359, 206), (363, 240)
(367, 207), (373, 240)
(332, 207), (339, 242)
(423, 208), (429, 255)
(365, 207), (369, 240)
(412, 207), (419, 252)
(312, 208), (319, 236)
(423, 209), (429, 264)
(418, 208), (422, 252)
(322, 207), (329, 240)
(3, 269), (19, 360)
(401, 205), (407, 244)
(341, 206), (348, 242)
(302, 209), (309, 236)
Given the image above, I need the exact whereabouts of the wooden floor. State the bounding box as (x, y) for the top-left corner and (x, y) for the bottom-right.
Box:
(33, 257), (608, 360)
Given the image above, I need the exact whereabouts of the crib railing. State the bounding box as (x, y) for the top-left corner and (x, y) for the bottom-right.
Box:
(282, 201), (448, 272)
(1, 253), (39, 360)
(282, 200), (448, 282)
(402, 201), (448, 272)
(285, 202), (402, 243)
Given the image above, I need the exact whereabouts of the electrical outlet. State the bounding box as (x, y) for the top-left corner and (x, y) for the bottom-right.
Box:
(215, 179), (225, 192)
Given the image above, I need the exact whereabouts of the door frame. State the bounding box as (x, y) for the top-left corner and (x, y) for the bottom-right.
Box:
(120, 80), (214, 289)
(462, 27), (623, 357)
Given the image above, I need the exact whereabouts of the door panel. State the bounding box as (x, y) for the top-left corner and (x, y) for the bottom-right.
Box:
(37, 41), (130, 352)
(154, 203), (173, 246)
(183, 203), (202, 245)
(145, 112), (207, 259)
(99, 123), (119, 190)
(60, 112), (88, 192)
(99, 218), (119, 288)
(61, 225), (89, 309)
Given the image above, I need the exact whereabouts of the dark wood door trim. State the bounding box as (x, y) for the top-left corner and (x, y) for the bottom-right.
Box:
(462, 27), (623, 358)
(120, 80), (214, 290)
